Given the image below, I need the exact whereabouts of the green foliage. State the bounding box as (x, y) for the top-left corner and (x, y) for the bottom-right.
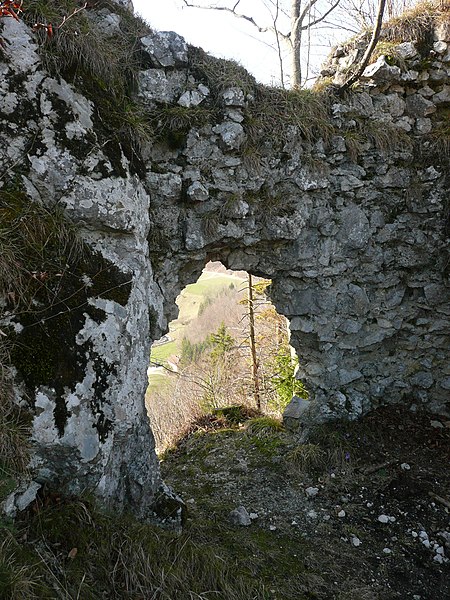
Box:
(245, 417), (285, 456)
(180, 336), (211, 366)
(208, 322), (234, 362)
(270, 346), (308, 412)
(197, 294), (213, 316)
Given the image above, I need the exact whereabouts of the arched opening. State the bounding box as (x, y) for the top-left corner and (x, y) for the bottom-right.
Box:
(146, 261), (307, 452)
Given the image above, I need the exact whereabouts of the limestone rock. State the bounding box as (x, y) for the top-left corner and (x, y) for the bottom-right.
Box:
(141, 31), (188, 67)
(361, 57), (401, 82)
(283, 397), (311, 431)
(229, 506), (252, 526)
(138, 69), (186, 104)
(0, 2), (448, 521)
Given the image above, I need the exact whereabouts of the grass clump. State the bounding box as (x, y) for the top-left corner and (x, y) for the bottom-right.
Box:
(213, 404), (259, 426)
(245, 416), (283, 437)
(251, 87), (333, 148)
(150, 105), (217, 150)
(189, 46), (258, 98)
(25, 0), (149, 97)
(342, 117), (412, 160)
(22, 0), (153, 158)
(287, 443), (326, 473)
(382, 0), (449, 46)
(0, 496), (266, 599)
(0, 533), (46, 600)
(0, 189), (82, 311)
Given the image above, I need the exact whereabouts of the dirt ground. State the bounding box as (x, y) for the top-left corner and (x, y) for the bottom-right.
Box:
(161, 405), (450, 600)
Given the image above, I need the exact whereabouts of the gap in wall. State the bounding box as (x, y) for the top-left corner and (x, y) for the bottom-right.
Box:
(145, 261), (303, 453)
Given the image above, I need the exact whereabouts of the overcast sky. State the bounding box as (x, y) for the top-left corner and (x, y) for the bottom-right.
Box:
(132, 0), (346, 86)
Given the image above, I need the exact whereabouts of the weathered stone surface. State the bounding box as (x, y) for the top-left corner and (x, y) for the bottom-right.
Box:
(138, 69), (186, 104)
(362, 57), (401, 81)
(0, 6), (448, 520)
(141, 31), (188, 67)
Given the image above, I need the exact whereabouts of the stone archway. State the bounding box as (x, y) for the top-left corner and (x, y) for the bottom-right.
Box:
(1, 4), (448, 518)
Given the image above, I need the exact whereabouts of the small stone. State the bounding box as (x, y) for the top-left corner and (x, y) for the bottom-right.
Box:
(378, 515), (390, 523)
(422, 539), (431, 548)
(269, 525), (277, 531)
(400, 463), (411, 470)
(351, 535), (362, 547)
(431, 420), (444, 429)
(433, 554), (444, 564)
(383, 547), (392, 554)
(229, 506), (252, 526)
(415, 117), (432, 135)
(419, 531), (428, 540)
(305, 486), (319, 498)
(307, 510), (318, 519)
(436, 546), (445, 555)
(222, 87), (245, 107)
(433, 41), (447, 54)
(186, 181), (209, 203)
(249, 512), (258, 520)
(338, 510), (346, 518)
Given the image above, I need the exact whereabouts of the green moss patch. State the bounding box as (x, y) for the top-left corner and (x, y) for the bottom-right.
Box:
(1, 189), (131, 438)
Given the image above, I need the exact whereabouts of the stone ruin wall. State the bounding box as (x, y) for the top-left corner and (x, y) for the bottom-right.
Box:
(0, 1), (448, 518)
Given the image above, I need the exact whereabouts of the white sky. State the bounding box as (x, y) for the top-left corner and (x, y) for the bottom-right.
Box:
(132, 0), (349, 86)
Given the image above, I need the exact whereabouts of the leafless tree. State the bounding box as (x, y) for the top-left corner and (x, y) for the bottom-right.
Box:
(182, 0), (342, 87)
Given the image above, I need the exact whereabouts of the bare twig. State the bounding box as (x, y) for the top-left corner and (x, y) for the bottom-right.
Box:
(363, 458), (399, 475)
(182, 0), (278, 35)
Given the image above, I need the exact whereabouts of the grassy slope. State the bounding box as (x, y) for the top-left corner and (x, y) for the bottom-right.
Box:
(150, 271), (245, 368)
(2, 406), (448, 599)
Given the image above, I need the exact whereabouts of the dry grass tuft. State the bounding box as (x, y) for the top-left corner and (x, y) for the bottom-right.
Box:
(0, 190), (83, 311)
(251, 86), (333, 148)
(287, 443), (326, 472)
(3, 497), (266, 599)
(245, 415), (283, 437)
(189, 46), (258, 97)
(25, 0), (150, 95)
(0, 340), (30, 478)
(0, 534), (43, 600)
(382, 0), (450, 44)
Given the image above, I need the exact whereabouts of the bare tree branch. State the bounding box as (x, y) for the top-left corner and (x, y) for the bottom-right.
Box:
(300, 0), (342, 32)
(182, 0), (278, 35)
(340, 0), (387, 91)
(273, 0), (286, 87)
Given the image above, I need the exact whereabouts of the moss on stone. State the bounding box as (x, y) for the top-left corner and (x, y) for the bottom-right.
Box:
(1, 187), (131, 437)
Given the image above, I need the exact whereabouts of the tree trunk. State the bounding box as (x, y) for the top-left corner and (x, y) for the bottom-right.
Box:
(290, 0), (302, 87)
(248, 274), (260, 410)
(340, 0), (387, 92)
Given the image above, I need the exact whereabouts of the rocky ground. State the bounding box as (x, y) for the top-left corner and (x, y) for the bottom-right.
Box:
(161, 405), (450, 600)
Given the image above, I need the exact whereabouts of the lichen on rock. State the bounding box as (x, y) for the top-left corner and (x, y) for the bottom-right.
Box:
(0, 1), (449, 518)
